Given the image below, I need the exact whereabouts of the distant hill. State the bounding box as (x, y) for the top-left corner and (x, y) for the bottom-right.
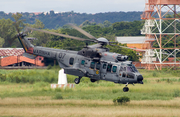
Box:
(0, 11), (143, 29)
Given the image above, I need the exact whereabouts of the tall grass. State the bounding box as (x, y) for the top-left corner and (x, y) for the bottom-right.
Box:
(0, 81), (180, 101)
(1, 69), (180, 84)
(1, 97), (180, 117)
(1, 69), (180, 117)
(1, 69), (180, 101)
(0, 69), (58, 83)
(0, 69), (91, 84)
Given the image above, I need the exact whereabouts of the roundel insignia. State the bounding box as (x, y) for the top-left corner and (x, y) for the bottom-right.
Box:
(96, 70), (99, 74)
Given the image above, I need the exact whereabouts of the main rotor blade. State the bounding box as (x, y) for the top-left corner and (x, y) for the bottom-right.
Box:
(111, 44), (146, 52)
(67, 23), (97, 40)
(26, 27), (95, 42)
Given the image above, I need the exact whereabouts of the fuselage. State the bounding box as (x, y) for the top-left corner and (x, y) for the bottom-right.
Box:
(17, 28), (143, 92)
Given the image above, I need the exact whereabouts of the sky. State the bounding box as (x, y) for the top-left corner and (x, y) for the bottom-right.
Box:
(0, 0), (145, 14)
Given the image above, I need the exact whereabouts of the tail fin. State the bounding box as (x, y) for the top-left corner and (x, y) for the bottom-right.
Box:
(17, 34), (36, 59)
(17, 34), (34, 52)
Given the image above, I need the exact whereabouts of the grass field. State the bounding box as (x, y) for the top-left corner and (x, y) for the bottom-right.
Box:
(1, 97), (180, 117)
(0, 68), (180, 116)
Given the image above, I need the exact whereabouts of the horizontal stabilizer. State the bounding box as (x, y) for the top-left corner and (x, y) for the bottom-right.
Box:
(22, 52), (36, 59)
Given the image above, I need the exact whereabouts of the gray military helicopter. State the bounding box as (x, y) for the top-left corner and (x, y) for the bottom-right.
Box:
(15, 24), (143, 92)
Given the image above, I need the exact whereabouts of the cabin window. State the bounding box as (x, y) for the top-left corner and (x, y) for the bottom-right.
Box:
(112, 66), (117, 73)
(81, 60), (85, 65)
(96, 63), (101, 70)
(107, 64), (112, 72)
(103, 64), (107, 69)
(69, 58), (74, 65)
(90, 62), (95, 69)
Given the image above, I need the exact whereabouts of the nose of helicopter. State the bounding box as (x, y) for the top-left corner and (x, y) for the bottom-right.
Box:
(137, 75), (143, 84)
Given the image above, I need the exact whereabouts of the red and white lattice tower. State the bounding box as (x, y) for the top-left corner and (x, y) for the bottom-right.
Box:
(141, 0), (180, 70)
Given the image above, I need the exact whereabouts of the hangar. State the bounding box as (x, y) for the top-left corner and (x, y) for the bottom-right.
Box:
(115, 36), (155, 50)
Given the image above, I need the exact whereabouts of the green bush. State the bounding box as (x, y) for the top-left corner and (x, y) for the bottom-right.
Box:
(173, 89), (180, 97)
(0, 74), (6, 82)
(53, 93), (63, 99)
(113, 98), (116, 103)
(47, 65), (52, 70)
(21, 76), (28, 83)
(156, 79), (160, 83)
(166, 78), (171, 83)
(29, 77), (35, 84)
(15, 76), (21, 83)
(113, 96), (130, 105)
(152, 72), (157, 77)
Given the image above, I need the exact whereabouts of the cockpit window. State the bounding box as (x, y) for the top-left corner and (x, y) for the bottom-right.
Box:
(127, 64), (138, 72)
(127, 66), (133, 72)
(132, 65), (138, 72)
(112, 66), (117, 73)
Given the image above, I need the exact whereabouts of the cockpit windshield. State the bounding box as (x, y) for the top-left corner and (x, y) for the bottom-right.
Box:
(127, 64), (138, 73)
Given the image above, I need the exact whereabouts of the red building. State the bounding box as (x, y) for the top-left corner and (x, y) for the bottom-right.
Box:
(0, 48), (44, 67)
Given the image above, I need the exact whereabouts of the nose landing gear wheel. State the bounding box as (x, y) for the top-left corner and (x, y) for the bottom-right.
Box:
(123, 87), (129, 92)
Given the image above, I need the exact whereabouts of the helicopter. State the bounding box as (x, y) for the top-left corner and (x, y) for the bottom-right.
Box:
(14, 23), (143, 92)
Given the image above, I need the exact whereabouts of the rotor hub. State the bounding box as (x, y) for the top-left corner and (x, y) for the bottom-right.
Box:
(97, 37), (109, 45)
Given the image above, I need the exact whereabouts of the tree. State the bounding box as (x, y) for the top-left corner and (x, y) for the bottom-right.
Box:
(113, 22), (130, 30)
(0, 18), (16, 47)
(12, 13), (25, 33)
(31, 19), (44, 29)
(97, 23), (104, 28)
(0, 37), (4, 47)
(103, 20), (112, 27)
(80, 20), (96, 27)
(82, 25), (102, 37)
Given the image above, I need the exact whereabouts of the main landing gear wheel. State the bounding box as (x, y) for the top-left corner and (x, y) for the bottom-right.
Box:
(123, 87), (129, 92)
(74, 77), (81, 84)
(90, 79), (96, 83)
